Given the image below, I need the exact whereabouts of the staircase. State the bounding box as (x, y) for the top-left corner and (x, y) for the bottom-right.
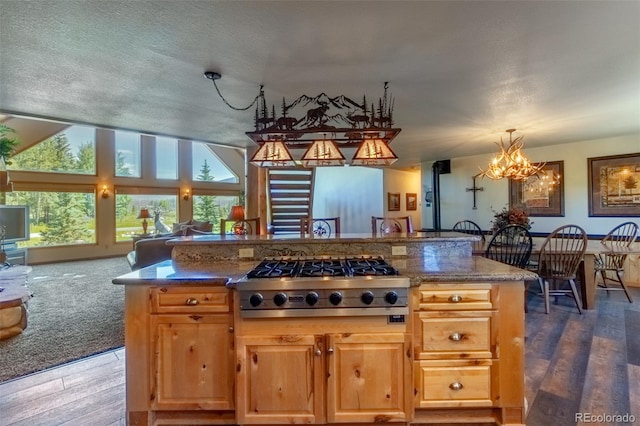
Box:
(268, 168), (314, 234)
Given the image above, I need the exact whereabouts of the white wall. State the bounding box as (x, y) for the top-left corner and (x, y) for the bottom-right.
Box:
(313, 166), (422, 233)
(421, 135), (638, 235)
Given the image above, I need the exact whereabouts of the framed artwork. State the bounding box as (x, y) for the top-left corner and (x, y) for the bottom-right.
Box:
(509, 161), (564, 217)
(588, 153), (640, 217)
(388, 192), (400, 211)
(406, 193), (417, 211)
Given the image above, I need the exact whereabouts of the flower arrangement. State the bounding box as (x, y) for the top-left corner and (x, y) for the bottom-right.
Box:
(491, 205), (532, 232)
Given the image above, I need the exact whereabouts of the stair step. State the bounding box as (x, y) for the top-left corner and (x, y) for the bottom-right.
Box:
(270, 183), (312, 190)
(271, 200), (311, 206)
(269, 192), (311, 198)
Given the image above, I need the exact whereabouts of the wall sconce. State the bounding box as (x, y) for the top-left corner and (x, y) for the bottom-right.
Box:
(101, 184), (109, 199)
(183, 189), (191, 200)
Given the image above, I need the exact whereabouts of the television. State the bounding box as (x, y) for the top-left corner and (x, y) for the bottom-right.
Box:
(0, 205), (30, 245)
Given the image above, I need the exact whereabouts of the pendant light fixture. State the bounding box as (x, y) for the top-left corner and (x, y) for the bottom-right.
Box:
(249, 140), (296, 167)
(351, 137), (398, 166)
(300, 138), (345, 167)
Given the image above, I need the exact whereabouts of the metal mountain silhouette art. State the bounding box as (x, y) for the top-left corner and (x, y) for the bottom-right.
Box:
(250, 83), (396, 134)
(246, 82), (401, 151)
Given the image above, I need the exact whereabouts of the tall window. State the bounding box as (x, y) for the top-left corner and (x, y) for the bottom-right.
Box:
(10, 125), (96, 175)
(156, 136), (178, 180)
(193, 195), (240, 233)
(115, 193), (178, 240)
(5, 190), (96, 247)
(115, 130), (141, 177)
(192, 142), (239, 183)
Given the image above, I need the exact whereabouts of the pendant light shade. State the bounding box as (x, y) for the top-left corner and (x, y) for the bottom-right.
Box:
(351, 138), (398, 166)
(300, 139), (346, 167)
(249, 140), (296, 167)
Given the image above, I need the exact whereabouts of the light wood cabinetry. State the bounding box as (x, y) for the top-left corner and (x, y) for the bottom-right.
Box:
(412, 282), (525, 425)
(235, 315), (412, 424)
(150, 286), (234, 412)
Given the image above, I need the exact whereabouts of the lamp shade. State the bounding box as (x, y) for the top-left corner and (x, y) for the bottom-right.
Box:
(227, 205), (245, 221)
(249, 140), (296, 167)
(351, 138), (398, 166)
(301, 139), (346, 167)
(137, 208), (152, 219)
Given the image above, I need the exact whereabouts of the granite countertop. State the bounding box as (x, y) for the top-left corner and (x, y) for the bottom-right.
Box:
(112, 255), (537, 287)
(166, 231), (480, 246)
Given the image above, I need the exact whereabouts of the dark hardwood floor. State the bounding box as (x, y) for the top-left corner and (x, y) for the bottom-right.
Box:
(1, 286), (638, 426)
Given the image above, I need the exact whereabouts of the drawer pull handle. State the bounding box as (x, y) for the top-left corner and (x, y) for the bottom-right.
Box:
(449, 382), (464, 391)
(448, 294), (463, 303)
(449, 332), (463, 341)
(327, 347), (334, 354)
(185, 298), (199, 306)
(315, 349), (322, 356)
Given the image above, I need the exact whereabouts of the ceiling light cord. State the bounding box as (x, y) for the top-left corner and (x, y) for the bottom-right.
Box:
(205, 71), (264, 111)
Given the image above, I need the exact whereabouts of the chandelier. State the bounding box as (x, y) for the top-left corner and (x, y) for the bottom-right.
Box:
(204, 72), (400, 168)
(478, 129), (545, 180)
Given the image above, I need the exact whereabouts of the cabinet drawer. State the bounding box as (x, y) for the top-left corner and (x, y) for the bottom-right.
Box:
(414, 312), (494, 359)
(415, 360), (493, 408)
(417, 285), (494, 310)
(151, 286), (230, 314)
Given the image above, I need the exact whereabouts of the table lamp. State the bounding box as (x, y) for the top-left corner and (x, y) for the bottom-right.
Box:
(227, 205), (245, 235)
(137, 208), (152, 235)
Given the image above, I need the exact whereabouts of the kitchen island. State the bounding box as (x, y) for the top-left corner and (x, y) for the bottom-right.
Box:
(113, 232), (536, 426)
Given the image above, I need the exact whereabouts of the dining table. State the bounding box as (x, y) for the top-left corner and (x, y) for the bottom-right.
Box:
(473, 237), (640, 310)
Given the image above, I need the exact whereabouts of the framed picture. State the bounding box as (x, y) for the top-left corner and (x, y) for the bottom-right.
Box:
(588, 153), (640, 217)
(388, 192), (400, 211)
(509, 161), (564, 217)
(406, 193), (417, 211)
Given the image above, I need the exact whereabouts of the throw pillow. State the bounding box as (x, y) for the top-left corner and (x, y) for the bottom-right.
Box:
(184, 227), (213, 236)
(191, 219), (213, 232)
(172, 220), (192, 232)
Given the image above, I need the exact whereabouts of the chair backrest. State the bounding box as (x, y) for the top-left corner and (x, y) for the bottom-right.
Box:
(537, 224), (588, 280)
(220, 217), (261, 235)
(453, 220), (485, 242)
(300, 217), (341, 238)
(371, 216), (414, 235)
(484, 224), (532, 268)
(601, 221), (639, 249)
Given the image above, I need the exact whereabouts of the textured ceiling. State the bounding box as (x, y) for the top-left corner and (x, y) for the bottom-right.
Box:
(1, 1), (638, 169)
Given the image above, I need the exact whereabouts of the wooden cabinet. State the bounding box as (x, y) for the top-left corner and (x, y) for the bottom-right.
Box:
(412, 282), (525, 425)
(235, 334), (323, 424)
(236, 329), (411, 424)
(150, 286), (234, 412)
(326, 333), (411, 423)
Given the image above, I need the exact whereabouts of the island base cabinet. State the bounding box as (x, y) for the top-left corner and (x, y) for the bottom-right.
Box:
(236, 335), (324, 424)
(236, 332), (412, 424)
(151, 314), (235, 411)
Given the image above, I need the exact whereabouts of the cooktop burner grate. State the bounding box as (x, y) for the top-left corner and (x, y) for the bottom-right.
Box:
(244, 256), (399, 279)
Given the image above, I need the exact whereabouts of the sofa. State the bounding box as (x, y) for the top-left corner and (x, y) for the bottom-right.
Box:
(126, 220), (214, 270)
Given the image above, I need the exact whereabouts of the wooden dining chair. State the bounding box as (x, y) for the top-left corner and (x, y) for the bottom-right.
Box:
(300, 217), (340, 238)
(371, 216), (414, 235)
(220, 217), (261, 235)
(535, 224), (587, 314)
(594, 221), (638, 303)
(453, 220), (485, 242)
(485, 224), (533, 312)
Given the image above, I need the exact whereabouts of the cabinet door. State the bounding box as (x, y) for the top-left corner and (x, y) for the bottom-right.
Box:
(151, 314), (234, 411)
(326, 333), (412, 423)
(236, 334), (324, 424)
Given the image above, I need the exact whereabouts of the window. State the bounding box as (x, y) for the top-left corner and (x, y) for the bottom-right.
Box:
(115, 130), (141, 177)
(156, 136), (178, 180)
(192, 142), (239, 183)
(10, 125), (96, 175)
(115, 193), (178, 240)
(5, 190), (96, 247)
(193, 195), (240, 234)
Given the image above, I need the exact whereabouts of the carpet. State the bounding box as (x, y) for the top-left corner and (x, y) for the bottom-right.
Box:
(0, 257), (131, 383)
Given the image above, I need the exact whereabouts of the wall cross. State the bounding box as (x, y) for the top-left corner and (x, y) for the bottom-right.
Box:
(466, 173), (484, 210)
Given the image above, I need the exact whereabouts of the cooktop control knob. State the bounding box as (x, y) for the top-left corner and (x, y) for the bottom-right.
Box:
(273, 293), (288, 307)
(361, 291), (375, 305)
(249, 293), (264, 307)
(306, 291), (320, 306)
(385, 291), (399, 305)
(329, 292), (342, 305)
